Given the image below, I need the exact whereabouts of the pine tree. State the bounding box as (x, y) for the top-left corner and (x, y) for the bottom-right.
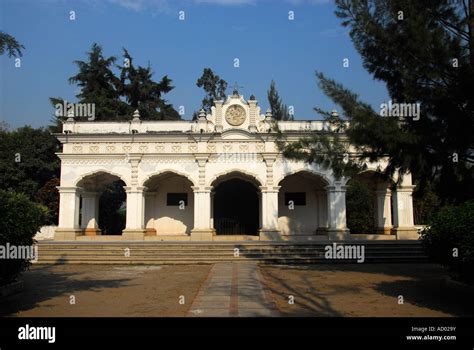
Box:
(118, 48), (180, 120)
(281, 0), (474, 204)
(267, 80), (292, 120)
(68, 43), (127, 120)
(196, 68), (228, 114)
(0, 31), (24, 57)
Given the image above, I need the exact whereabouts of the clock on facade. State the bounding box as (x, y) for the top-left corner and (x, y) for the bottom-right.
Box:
(225, 105), (246, 126)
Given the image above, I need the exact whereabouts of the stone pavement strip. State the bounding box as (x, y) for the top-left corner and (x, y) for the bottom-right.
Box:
(188, 262), (279, 317)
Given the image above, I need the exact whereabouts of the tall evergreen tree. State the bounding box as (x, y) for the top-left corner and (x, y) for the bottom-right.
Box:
(68, 43), (127, 120)
(196, 68), (228, 114)
(0, 31), (24, 57)
(118, 48), (180, 120)
(267, 80), (292, 120)
(281, 0), (474, 204)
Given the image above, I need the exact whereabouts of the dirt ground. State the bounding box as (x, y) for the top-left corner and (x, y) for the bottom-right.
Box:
(1, 263), (472, 317)
(261, 263), (474, 317)
(0, 265), (211, 317)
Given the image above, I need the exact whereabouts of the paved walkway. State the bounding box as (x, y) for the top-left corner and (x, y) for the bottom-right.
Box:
(188, 262), (279, 317)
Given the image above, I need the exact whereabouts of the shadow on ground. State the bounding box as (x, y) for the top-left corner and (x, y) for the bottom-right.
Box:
(0, 264), (132, 316)
(260, 263), (474, 317)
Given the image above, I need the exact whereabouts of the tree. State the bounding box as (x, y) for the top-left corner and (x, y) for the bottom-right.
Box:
(118, 48), (180, 120)
(67, 43), (127, 121)
(0, 190), (47, 285)
(0, 31), (24, 57)
(0, 127), (60, 200)
(267, 80), (293, 120)
(36, 178), (60, 225)
(346, 180), (375, 234)
(281, 0), (474, 204)
(196, 68), (228, 114)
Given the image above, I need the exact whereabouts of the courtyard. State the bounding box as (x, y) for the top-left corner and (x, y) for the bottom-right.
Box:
(1, 263), (472, 317)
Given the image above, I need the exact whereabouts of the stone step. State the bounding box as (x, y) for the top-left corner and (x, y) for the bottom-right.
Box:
(35, 241), (428, 264)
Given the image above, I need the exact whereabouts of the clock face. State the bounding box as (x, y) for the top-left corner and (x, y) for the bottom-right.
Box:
(225, 105), (246, 126)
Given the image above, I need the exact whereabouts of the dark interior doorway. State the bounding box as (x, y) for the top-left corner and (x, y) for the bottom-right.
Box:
(213, 178), (259, 235)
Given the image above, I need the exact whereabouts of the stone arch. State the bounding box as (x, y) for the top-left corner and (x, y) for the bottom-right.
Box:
(277, 169), (330, 236)
(142, 170), (195, 236)
(74, 170), (128, 236)
(208, 169), (263, 188)
(345, 170), (395, 235)
(210, 170), (262, 235)
(275, 169), (331, 188)
(141, 169), (197, 188)
(74, 169), (129, 188)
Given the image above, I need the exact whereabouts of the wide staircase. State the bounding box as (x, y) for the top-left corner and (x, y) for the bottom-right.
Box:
(35, 241), (428, 264)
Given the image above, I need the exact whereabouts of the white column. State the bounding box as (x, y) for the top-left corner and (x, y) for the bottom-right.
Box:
(259, 186), (281, 240)
(316, 190), (328, 234)
(191, 186), (214, 240)
(123, 186), (146, 240)
(80, 191), (100, 235)
(326, 183), (350, 239)
(392, 185), (417, 239)
(55, 186), (82, 240)
(375, 189), (392, 234)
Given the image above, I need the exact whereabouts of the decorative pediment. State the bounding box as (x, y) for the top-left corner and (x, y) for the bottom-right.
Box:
(205, 92), (270, 133)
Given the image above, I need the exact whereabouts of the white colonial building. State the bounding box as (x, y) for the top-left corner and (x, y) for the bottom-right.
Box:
(54, 92), (418, 241)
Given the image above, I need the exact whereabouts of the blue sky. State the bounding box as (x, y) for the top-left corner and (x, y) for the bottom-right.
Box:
(0, 0), (389, 128)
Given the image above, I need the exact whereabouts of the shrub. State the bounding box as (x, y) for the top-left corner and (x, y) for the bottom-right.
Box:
(0, 190), (47, 286)
(420, 200), (474, 284)
(346, 180), (375, 234)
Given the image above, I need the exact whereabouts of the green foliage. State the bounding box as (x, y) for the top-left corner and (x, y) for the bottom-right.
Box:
(98, 182), (126, 235)
(68, 43), (128, 121)
(196, 68), (228, 114)
(36, 178), (60, 225)
(281, 0), (474, 203)
(421, 201), (474, 284)
(0, 190), (47, 285)
(267, 80), (292, 121)
(413, 184), (441, 225)
(346, 180), (375, 234)
(0, 31), (24, 57)
(119, 48), (180, 120)
(0, 126), (60, 200)
(50, 43), (181, 122)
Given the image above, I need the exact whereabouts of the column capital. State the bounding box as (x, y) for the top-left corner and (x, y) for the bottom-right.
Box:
(123, 186), (148, 193)
(261, 153), (278, 164)
(127, 153), (143, 163)
(57, 186), (83, 194)
(375, 189), (392, 196)
(259, 185), (281, 193)
(395, 185), (416, 193)
(194, 153), (211, 162)
(325, 185), (347, 192)
(191, 186), (213, 193)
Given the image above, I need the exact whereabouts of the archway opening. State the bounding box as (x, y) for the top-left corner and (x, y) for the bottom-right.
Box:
(143, 172), (194, 235)
(76, 172), (126, 235)
(213, 177), (260, 235)
(278, 171), (329, 236)
(346, 171), (393, 234)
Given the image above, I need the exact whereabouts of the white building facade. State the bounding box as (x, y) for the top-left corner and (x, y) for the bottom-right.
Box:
(54, 93), (418, 241)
